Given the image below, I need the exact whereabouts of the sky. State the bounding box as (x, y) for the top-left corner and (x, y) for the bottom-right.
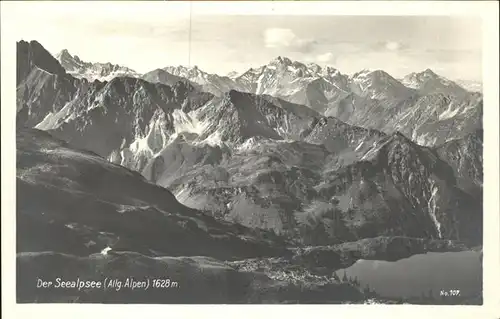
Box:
(4, 2), (483, 81)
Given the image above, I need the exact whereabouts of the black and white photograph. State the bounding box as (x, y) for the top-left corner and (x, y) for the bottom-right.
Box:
(1, 0), (499, 315)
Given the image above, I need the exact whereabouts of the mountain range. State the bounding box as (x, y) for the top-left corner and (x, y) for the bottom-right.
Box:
(57, 50), (481, 147)
(15, 40), (483, 303)
(55, 49), (482, 146)
(162, 59), (482, 147)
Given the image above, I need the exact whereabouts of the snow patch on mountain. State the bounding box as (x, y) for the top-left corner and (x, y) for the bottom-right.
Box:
(171, 109), (207, 136)
(427, 181), (443, 238)
(167, 108), (226, 147)
(438, 103), (462, 120)
(199, 130), (225, 147)
(118, 115), (172, 168)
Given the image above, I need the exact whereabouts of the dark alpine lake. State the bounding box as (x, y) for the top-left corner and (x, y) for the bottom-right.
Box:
(335, 250), (482, 301)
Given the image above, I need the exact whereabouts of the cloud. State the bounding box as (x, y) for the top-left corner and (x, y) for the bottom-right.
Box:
(385, 41), (401, 51)
(316, 52), (335, 63)
(263, 28), (316, 53)
(370, 41), (407, 52)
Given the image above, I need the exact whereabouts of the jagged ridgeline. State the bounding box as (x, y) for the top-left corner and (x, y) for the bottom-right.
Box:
(53, 46), (483, 147)
(16, 40), (482, 249)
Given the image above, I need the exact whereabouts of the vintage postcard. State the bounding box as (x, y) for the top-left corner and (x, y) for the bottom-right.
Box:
(1, 1), (499, 318)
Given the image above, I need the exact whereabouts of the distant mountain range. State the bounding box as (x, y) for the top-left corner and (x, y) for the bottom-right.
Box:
(56, 46), (482, 96)
(455, 79), (483, 93)
(48, 46), (483, 148)
(161, 59), (482, 147)
(55, 49), (140, 81)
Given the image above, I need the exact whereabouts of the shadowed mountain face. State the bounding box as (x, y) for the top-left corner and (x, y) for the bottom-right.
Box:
(17, 41), (68, 83)
(17, 128), (289, 259)
(318, 132), (482, 245)
(435, 129), (483, 200)
(17, 41), (80, 128)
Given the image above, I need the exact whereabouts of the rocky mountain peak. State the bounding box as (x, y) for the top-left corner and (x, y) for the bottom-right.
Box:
(227, 71), (241, 78)
(16, 40), (69, 87)
(163, 65), (207, 80)
(403, 68), (439, 83)
(307, 63), (322, 73)
(367, 70), (400, 82)
(56, 48), (83, 64)
(351, 69), (371, 78)
(422, 68), (438, 76)
(350, 69), (411, 101)
(323, 66), (339, 74)
(58, 49), (72, 58)
(402, 68), (469, 97)
(270, 56), (293, 67)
